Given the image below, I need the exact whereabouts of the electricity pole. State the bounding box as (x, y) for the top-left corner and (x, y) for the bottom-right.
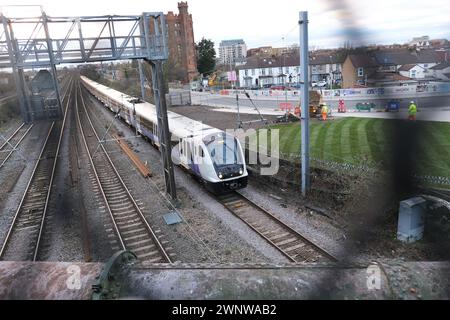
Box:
(299, 11), (310, 196)
(149, 60), (177, 201)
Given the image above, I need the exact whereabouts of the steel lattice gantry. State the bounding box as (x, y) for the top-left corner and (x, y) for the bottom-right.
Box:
(0, 13), (168, 67)
(0, 8), (177, 200)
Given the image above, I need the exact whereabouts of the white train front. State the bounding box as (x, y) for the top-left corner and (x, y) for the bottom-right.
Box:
(80, 76), (248, 193)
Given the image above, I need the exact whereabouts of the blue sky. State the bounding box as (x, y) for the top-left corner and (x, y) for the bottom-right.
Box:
(3, 0), (450, 49)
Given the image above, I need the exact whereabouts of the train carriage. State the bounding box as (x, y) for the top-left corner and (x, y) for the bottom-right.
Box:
(81, 76), (248, 193)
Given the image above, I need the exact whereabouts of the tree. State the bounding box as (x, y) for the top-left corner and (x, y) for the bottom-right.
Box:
(79, 64), (101, 81)
(196, 38), (216, 76)
(164, 55), (186, 83)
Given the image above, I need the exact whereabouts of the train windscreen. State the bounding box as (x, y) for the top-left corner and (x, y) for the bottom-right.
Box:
(204, 133), (242, 166)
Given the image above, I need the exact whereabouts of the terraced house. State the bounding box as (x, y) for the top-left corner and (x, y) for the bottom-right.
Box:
(341, 48), (447, 87)
(237, 50), (346, 88)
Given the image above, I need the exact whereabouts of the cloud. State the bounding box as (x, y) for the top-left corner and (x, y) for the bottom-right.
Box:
(3, 0), (449, 49)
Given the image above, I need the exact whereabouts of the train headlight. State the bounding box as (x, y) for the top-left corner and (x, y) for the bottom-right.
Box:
(239, 169), (243, 175)
(218, 173), (223, 179)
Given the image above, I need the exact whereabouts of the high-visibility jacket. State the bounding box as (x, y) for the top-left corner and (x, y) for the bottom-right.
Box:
(321, 105), (328, 114)
(408, 103), (417, 115)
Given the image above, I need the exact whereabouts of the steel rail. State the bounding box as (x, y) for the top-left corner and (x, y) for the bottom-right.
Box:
(77, 81), (171, 263)
(74, 81), (126, 251)
(0, 124), (33, 169)
(0, 77), (74, 261)
(0, 122), (24, 150)
(32, 77), (73, 261)
(0, 75), (71, 168)
(0, 122), (54, 259)
(217, 191), (338, 263)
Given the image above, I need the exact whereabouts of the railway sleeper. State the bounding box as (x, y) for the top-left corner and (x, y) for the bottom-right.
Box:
(106, 194), (129, 202)
(114, 209), (139, 217)
(274, 237), (298, 247)
(21, 201), (46, 209)
(138, 251), (162, 260)
(17, 214), (43, 223)
(262, 228), (284, 237)
(283, 242), (306, 252)
(117, 222), (142, 229)
(109, 202), (135, 210)
(222, 199), (244, 206)
(114, 215), (140, 223)
(128, 240), (155, 249)
(121, 227), (146, 235)
(101, 185), (126, 193)
(16, 223), (40, 231)
(269, 232), (291, 241)
(124, 233), (151, 242)
(100, 179), (122, 187)
(132, 245), (156, 253)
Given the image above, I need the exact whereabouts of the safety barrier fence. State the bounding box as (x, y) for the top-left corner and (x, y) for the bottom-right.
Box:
(195, 82), (450, 102)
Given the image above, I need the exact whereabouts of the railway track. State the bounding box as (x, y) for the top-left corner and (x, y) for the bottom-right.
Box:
(80, 76), (335, 264)
(0, 123), (34, 169)
(217, 192), (338, 263)
(0, 79), (73, 261)
(76, 81), (171, 264)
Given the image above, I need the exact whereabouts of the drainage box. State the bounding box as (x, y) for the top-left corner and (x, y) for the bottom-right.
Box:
(397, 197), (427, 243)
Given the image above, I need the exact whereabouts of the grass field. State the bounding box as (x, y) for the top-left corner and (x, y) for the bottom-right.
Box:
(265, 117), (450, 178)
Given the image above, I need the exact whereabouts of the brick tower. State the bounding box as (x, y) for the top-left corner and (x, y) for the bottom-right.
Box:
(164, 2), (198, 83)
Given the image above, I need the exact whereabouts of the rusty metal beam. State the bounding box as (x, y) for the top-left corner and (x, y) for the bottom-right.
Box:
(1, 259), (450, 299)
(0, 261), (102, 299)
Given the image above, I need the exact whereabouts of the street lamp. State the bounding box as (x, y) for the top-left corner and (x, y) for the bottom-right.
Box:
(282, 37), (288, 112)
(329, 55), (333, 90)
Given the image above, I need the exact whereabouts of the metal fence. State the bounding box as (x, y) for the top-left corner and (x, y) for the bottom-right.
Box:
(165, 90), (191, 107)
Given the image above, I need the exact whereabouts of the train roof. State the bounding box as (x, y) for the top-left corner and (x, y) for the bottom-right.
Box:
(81, 76), (222, 140)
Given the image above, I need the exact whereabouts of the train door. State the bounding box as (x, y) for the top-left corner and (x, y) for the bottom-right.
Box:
(135, 115), (142, 134)
(153, 122), (160, 146)
(176, 138), (189, 170)
(129, 104), (135, 127)
(189, 140), (202, 176)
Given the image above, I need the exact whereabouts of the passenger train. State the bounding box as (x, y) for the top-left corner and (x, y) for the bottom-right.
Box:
(80, 76), (248, 193)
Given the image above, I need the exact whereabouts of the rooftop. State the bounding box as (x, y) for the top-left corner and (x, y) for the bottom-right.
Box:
(237, 55), (299, 70)
(309, 50), (347, 65)
(430, 62), (450, 70)
(373, 49), (441, 65)
(398, 64), (417, 71)
(220, 39), (246, 46)
(348, 54), (379, 68)
(237, 50), (348, 70)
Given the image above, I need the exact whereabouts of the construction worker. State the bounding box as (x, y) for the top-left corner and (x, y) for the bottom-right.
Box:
(321, 103), (328, 121)
(408, 100), (417, 121)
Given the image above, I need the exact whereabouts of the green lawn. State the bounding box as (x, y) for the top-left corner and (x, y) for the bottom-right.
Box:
(261, 117), (450, 178)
